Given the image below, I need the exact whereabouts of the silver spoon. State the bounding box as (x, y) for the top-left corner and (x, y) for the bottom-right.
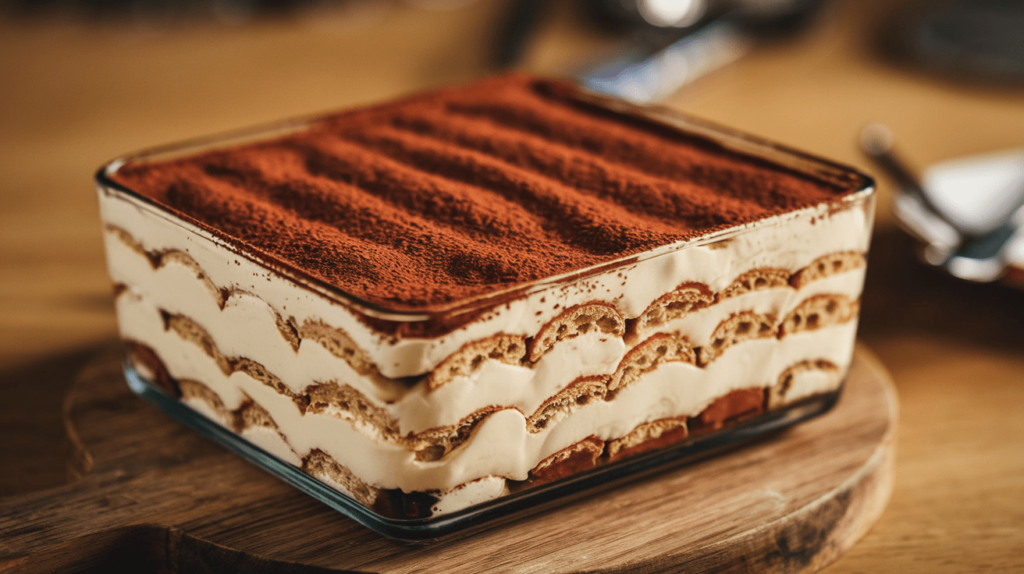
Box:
(860, 123), (1024, 282)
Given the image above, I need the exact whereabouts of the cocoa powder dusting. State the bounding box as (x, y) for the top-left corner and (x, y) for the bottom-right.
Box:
(112, 75), (865, 310)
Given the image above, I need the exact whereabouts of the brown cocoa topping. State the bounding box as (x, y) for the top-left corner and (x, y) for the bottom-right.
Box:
(111, 75), (861, 311)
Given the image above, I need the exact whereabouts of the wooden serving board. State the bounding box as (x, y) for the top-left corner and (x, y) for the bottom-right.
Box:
(0, 344), (896, 573)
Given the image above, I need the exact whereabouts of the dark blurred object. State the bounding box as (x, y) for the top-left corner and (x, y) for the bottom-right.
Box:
(861, 123), (1024, 287)
(889, 0), (1024, 85)
(494, 0), (547, 68)
(578, 21), (750, 103)
(494, 0), (829, 72)
(574, 0), (830, 103)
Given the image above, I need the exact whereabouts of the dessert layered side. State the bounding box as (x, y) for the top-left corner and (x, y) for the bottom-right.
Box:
(98, 75), (874, 519)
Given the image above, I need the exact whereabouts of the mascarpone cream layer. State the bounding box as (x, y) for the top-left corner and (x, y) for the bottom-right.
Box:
(99, 187), (872, 378)
(106, 226), (864, 434)
(116, 290), (855, 493)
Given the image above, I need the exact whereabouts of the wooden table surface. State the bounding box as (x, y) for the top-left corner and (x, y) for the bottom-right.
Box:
(1, 0), (1022, 571)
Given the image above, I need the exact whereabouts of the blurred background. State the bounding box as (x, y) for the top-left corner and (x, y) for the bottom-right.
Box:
(1, 0), (1022, 570)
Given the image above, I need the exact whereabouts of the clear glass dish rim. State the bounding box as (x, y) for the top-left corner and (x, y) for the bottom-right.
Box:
(95, 86), (876, 325)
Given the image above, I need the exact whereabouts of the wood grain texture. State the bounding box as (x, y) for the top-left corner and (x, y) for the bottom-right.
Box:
(0, 345), (895, 573)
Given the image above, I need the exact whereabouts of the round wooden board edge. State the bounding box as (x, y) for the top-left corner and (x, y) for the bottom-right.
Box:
(0, 344), (898, 574)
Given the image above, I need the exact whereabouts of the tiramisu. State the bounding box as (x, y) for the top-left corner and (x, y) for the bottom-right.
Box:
(97, 75), (874, 523)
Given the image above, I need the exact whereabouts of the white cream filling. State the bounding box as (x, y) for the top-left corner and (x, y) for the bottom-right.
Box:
(180, 395), (232, 427)
(103, 226), (866, 436)
(99, 187), (872, 378)
(103, 233), (403, 404)
(241, 426), (305, 467)
(637, 267), (866, 346)
(774, 368), (844, 407)
(391, 332), (625, 434)
(117, 292), (855, 493)
(430, 476), (509, 516)
(111, 258), (863, 435)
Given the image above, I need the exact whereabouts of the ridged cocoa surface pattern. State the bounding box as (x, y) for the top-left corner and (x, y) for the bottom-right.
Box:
(112, 75), (860, 310)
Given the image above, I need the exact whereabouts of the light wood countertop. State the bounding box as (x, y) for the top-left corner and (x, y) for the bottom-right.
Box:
(1, 0), (1022, 570)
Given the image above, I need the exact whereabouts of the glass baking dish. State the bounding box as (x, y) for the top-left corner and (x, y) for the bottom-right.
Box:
(124, 362), (841, 540)
(96, 84), (875, 540)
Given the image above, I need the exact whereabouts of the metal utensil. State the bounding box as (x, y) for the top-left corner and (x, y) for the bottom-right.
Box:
(575, 0), (829, 104)
(861, 123), (1024, 283)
